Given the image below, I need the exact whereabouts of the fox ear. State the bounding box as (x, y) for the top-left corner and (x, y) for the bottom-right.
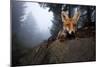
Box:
(61, 11), (69, 22)
(73, 11), (80, 23)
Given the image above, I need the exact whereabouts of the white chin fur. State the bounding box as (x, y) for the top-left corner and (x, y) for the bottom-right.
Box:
(69, 31), (72, 34)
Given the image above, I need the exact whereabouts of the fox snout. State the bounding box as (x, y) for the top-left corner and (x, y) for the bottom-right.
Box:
(63, 22), (76, 35)
(65, 25), (76, 35)
(67, 30), (75, 35)
(64, 27), (75, 35)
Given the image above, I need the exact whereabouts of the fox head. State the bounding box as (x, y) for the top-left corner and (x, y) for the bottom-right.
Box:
(61, 11), (80, 35)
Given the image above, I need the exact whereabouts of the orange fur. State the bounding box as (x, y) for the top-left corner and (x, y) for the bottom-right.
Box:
(56, 11), (80, 41)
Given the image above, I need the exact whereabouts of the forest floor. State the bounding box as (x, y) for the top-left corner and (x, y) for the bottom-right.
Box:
(12, 25), (96, 66)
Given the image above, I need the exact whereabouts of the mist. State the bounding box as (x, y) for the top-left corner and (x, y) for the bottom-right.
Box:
(16, 2), (53, 48)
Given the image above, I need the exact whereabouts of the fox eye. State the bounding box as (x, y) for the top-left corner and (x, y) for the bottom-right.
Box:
(66, 24), (69, 26)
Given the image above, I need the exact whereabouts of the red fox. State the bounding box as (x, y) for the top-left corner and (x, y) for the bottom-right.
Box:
(57, 10), (80, 41)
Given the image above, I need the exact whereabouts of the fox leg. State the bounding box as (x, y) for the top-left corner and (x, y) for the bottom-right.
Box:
(56, 30), (62, 40)
(56, 30), (66, 42)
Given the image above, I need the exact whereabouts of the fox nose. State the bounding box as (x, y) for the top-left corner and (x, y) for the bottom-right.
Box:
(69, 31), (75, 35)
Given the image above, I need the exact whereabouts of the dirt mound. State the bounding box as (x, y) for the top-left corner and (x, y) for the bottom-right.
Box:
(19, 37), (95, 66)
